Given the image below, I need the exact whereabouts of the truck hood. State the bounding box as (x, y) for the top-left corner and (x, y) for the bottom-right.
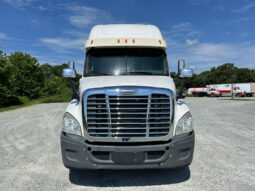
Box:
(79, 76), (176, 94)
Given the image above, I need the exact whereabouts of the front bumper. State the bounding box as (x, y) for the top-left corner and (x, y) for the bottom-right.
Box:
(61, 131), (195, 170)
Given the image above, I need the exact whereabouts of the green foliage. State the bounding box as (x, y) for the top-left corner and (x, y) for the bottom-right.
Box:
(41, 74), (66, 96)
(0, 50), (19, 106)
(39, 88), (72, 103)
(8, 52), (44, 99)
(0, 49), (80, 108)
(172, 63), (255, 89)
(17, 96), (30, 104)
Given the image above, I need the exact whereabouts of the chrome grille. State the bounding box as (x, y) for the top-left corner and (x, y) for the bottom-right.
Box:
(86, 91), (172, 139)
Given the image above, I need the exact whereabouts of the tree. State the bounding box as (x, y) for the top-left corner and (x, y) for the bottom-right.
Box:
(8, 52), (44, 99)
(234, 68), (254, 83)
(0, 50), (19, 106)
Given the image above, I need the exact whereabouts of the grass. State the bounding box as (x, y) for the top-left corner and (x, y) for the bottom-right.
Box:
(39, 88), (72, 103)
(0, 100), (41, 112)
(0, 88), (72, 112)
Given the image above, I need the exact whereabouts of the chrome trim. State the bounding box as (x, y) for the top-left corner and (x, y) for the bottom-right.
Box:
(87, 117), (170, 120)
(83, 86), (174, 142)
(105, 95), (112, 137)
(179, 68), (193, 78)
(87, 127), (170, 130)
(146, 95), (151, 137)
(62, 68), (76, 78)
(120, 89), (137, 95)
(86, 112), (170, 115)
(87, 122), (170, 125)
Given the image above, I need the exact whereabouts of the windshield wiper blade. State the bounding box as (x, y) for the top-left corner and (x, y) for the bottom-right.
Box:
(87, 72), (110, 76)
(127, 72), (154, 75)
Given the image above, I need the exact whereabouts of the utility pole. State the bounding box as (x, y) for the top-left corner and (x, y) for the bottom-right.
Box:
(231, 83), (234, 99)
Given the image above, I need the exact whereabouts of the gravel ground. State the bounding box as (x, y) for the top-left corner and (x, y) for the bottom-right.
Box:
(0, 97), (254, 191)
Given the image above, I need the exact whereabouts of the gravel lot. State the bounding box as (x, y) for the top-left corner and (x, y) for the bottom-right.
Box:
(0, 97), (254, 191)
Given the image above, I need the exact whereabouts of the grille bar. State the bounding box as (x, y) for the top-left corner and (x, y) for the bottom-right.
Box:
(88, 127), (170, 130)
(87, 102), (169, 105)
(87, 112), (170, 115)
(88, 132), (168, 135)
(146, 95), (151, 137)
(105, 95), (112, 137)
(87, 122), (170, 125)
(87, 117), (170, 120)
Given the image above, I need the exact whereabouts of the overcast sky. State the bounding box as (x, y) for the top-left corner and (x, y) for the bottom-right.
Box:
(0, 0), (255, 73)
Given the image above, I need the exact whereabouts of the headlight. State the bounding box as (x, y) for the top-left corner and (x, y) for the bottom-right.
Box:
(62, 113), (81, 136)
(175, 112), (193, 135)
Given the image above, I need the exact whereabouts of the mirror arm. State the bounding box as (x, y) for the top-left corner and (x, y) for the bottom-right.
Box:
(177, 60), (180, 76)
(69, 78), (79, 100)
(177, 78), (186, 100)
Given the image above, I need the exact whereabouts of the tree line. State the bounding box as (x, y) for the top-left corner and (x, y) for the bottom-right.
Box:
(171, 63), (255, 88)
(0, 49), (254, 107)
(0, 50), (80, 107)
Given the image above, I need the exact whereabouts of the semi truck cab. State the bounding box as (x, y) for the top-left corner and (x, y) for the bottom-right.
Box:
(61, 24), (195, 169)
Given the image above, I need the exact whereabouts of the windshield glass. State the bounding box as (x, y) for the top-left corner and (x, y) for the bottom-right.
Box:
(84, 48), (169, 76)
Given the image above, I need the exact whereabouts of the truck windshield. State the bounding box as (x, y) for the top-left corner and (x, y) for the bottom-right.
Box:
(84, 48), (169, 76)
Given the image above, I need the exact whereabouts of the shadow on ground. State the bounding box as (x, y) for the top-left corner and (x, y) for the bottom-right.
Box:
(69, 167), (190, 187)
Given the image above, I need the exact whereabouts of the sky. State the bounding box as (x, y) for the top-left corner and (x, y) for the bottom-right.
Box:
(0, 0), (255, 74)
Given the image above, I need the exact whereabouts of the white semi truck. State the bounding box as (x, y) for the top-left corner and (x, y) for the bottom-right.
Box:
(188, 87), (220, 97)
(61, 24), (195, 169)
(207, 84), (246, 97)
(234, 83), (255, 97)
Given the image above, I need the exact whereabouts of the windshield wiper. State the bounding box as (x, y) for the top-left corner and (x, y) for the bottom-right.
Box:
(87, 72), (111, 76)
(127, 72), (154, 75)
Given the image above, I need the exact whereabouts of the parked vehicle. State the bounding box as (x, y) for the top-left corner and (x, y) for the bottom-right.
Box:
(188, 87), (220, 97)
(61, 24), (195, 170)
(234, 83), (255, 97)
(207, 84), (246, 97)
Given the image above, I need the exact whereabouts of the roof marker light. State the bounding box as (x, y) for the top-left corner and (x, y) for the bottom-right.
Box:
(133, 39), (135, 43)
(125, 39), (127, 43)
(117, 39), (120, 43)
(159, 40), (162, 44)
(90, 40), (93, 44)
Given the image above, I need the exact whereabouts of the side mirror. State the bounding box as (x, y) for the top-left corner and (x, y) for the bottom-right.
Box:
(178, 59), (193, 78)
(62, 60), (78, 100)
(62, 60), (76, 78)
(179, 68), (193, 78)
(177, 59), (193, 100)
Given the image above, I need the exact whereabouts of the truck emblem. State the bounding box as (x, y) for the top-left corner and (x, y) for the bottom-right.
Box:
(122, 138), (130, 142)
(120, 89), (137, 95)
